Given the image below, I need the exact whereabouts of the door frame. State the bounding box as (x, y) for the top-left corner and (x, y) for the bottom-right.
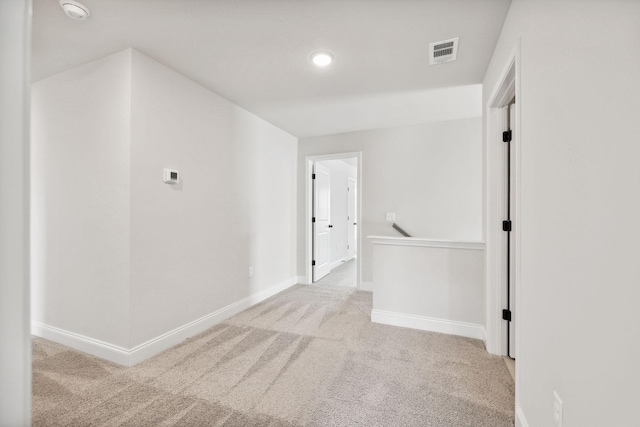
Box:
(485, 40), (521, 361)
(304, 152), (362, 288)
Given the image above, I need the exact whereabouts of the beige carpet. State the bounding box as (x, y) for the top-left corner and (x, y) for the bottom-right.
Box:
(33, 285), (515, 426)
(314, 259), (357, 288)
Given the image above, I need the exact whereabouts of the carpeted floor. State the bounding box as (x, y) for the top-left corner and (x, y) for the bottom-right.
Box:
(314, 259), (357, 288)
(33, 285), (515, 426)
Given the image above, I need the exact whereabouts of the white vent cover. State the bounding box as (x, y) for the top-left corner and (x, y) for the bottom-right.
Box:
(429, 37), (459, 65)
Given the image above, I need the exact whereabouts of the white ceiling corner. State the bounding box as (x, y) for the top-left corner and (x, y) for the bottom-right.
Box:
(31, 0), (511, 138)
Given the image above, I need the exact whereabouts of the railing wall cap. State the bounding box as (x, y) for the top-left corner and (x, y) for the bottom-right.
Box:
(367, 236), (484, 250)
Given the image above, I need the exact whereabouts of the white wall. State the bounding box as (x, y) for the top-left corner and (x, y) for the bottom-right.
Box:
(31, 50), (132, 348)
(371, 239), (485, 340)
(316, 159), (357, 267)
(129, 50), (298, 347)
(31, 49), (298, 362)
(484, 1), (640, 426)
(0, 1), (31, 424)
(299, 118), (483, 283)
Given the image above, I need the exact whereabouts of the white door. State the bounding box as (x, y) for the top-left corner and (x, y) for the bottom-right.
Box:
(508, 102), (517, 359)
(313, 163), (331, 282)
(347, 178), (357, 260)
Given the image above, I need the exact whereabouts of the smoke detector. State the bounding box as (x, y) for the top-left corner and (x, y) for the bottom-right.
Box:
(429, 37), (458, 65)
(60, 0), (90, 20)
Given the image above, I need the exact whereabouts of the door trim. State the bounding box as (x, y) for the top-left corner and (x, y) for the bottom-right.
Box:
(485, 38), (521, 412)
(486, 40), (520, 357)
(305, 152), (362, 288)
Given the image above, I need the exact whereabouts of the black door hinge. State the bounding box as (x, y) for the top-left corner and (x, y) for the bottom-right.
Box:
(502, 220), (512, 232)
(503, 130), (512, 142)
(312, 217), (316, 223)
(312, 173), (316, 179)
(502, 309), (512, 321)
(312, 260), (316, 266)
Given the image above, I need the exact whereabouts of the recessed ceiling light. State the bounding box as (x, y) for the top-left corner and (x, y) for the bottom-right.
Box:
(60, 0), (91, 20)
(311, 51), (334, 67)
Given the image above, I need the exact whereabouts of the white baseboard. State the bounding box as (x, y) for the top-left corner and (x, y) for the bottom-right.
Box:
(370, 309), (485, 341)
(31, 322), (131, 366)
(515, 406), (529, 427)
(32, 276), (298, 367)
(359, 281), (373, 292)
(127, 276), (297, 365)
(296, 275), (308, 285)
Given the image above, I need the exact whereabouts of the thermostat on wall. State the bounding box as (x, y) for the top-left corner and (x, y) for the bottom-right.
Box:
(163, 168), (179, 184)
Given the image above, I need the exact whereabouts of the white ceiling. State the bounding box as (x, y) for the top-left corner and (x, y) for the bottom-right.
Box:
(32, 0), (511, 138)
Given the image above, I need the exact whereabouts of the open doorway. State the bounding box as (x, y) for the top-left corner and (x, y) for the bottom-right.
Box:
(305, 152), (362, 289)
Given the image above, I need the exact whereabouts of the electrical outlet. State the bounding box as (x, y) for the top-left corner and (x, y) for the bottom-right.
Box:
(385, 212), (396, 222)
(553, 391), (563, 427)
(248, 266), (254, 278)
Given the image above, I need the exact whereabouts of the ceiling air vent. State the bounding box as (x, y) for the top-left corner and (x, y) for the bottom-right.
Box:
(429, 37), (459, 65)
